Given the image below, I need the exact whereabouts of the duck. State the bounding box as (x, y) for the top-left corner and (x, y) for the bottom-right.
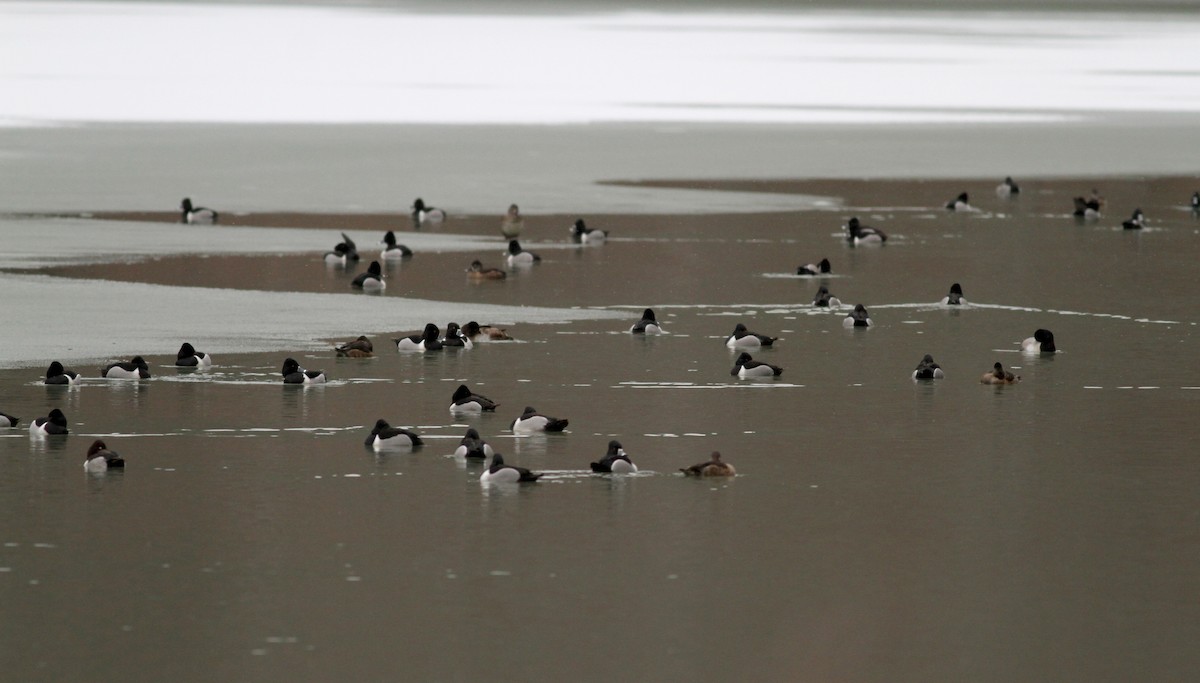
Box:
(725, 323), (778, 349)
(981, 361), (1020, 384)
(480, 453), (542, 483)
(812, 286), (841, 308)
(797, 258), (831, 276)
(442, 322), (473, 350)
(506, 239), (540, 266)
(466, 260), (507, 280)
(323, 232), (360, 265)
(180, 197), (218, 224)
(941, 283), (966, 306)
(394, 323), (443, 351)
(945, 192), (973, 211)
(84, 439), (124, 472)
(590, 440), (638, 473)
(680, 451), (735, 477)
(364, 419), (423, 451)
(174, 342), (213, 368)
(454, 428), (495, 460)
(450, 384), (498, 413)
(1121, 208), (1144, 230)
(44, 360), (81, 385)
(912, 354), (945, 380)
(29, 408), (68, 436)
(843, 304), (872, 328)
(510, 406), (569, 433)
(1192, 192), (1199, 212)
(1021, 328), (1057, 354)
(0, 411), (19, 428)
(281, 357), (326, 384)
(501, 203), (524, 239)
(102, 356), (151, 379)
(1073, 195), (1102, 219)
(411, 198), (445, 224)
(629, 308), (663, 334)
(334, 336), (374, 358)
(570, 218), (607, 244)
(351, 260), (385, 291)
(996, 176), (1020, 197)
(462, 321), (512, 342)
(731, 352), (783, 378)
(380, 231), (413, 259)
(845, 217), (887, 245)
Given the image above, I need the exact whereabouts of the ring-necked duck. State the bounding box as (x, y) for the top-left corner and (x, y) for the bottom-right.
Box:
(510, 406), (569, 433)
(680, 451), (735, 477)
(480, 453), (542, 483)
(180, 197), (218, 224)
(629, 308), (663, 334)
(590, 440), (638, 473)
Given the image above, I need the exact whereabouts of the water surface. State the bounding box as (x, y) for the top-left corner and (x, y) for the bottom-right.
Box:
(2, 175), (1199, 681)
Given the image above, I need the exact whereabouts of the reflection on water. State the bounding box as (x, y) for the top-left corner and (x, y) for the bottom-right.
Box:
(2, 176), (1200, 681)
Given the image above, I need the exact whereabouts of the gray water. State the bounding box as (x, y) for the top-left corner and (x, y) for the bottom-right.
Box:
(2, 169), (1199, 681)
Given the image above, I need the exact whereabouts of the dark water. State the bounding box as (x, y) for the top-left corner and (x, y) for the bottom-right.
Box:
(3, 176), (1200, 681)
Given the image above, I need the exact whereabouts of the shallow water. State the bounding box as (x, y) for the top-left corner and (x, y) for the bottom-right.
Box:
(3, 174), (1200, 681)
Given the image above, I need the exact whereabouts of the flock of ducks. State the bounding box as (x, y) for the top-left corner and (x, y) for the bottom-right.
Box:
(21, 183), (1195, 478)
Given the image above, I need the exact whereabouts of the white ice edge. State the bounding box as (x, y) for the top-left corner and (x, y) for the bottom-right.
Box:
(2, 2), (1199, 126)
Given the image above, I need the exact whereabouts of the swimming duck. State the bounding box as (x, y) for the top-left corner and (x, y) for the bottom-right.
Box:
(1021, 328), (1057, 354)
(845, 217), (887, 245)
(180, 197), (218, 224)
(570, 218), (607, 244)
(454, 428), (495, 460)
(797, 258), (831, 276)
(103, 356), (151, 379)
(629, 308), (663, 334)
(380, 231), (413, 259)
(590, 440), (638, 473)
(466, 260), (507, 280)
(843, 304), (872, 328)
(324, 232), (360, 265)
(351, 260), (385, 291)
(44, 360), (81, 385)
(510, 406), (569, 433)
(980, 361), (1020, 384)
(731, 352), (783, 378)
(912, 354), (945, 380)
(450, 384), (498, 413)
(1121, 208), (1144, 230)
(725, 323), (778, 348)
(394, 323), (444, 351)
(0, 411), (19, 428)
(996, 176), (1020, 197)
(1192, 192), (1199, 212)
(442, 323), (473, 350)
(462, 321), (512, 342)
(175, 342), (213, 368)
(680, 451), (735, 477)
(813, 285), (840, 308)
(941, 283), (966, 306)
(501, 203), (524, 239)
(945, 192), (973, 211)
(480, 453), (542, 483)
(365, 419), (423, 450)
(29, 408), (68, 436)
(281, 357), (326, 384)
(335, 336), (374, 358)
(84, 439), (124, 472)
(1073, 195), (1102, 219)
(506, 239), (541, 266)
(411, 198), (445, 224)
